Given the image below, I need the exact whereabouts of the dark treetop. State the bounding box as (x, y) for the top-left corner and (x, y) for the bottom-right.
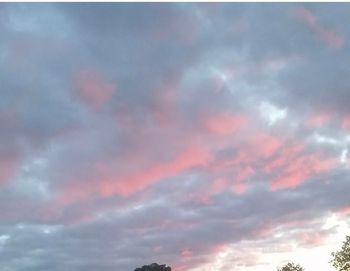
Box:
(134, 263), (171, 271)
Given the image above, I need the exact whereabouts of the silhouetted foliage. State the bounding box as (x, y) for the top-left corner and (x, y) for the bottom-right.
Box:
(277, 262), (304, 271)
(331, 235), (350, 271)
(134, 263), (171, 271)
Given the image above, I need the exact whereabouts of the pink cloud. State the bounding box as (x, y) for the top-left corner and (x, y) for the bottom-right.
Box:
(207, 130), (336, 192)
(203, 113), (247, 136)
(189, 177), (231, 205)
(75, 69), (115, 108)
(270, 148), (336, 190)
(294, 7), (317, 27)
(53, 102), (225, 208)
(264, 143), (304, 174)
(106, 145), (212, 197)
(198, 125), (338, 195)
(220, 133), (284, 168)
(54, 145), (213, 207)
(0, 159), (15, 185)
(294, 7), (345, 49)
(55, 182), (93, 208)
(305, 111), (333, 128)
(232, 166), (255, 194)
(298, 232), (326, 247)
(338, 206), (350, 220)
(151, 82), (178, 127)
(249, 133), (283, 159)
(51, 107), (340, 218)
(205, 133), (285, 195)
(210, 177), (230, 195)
(210, 243), (228, 255)
(180, 248), (193, 261)
(271, 172), (306, 190)
(342, 115), (350, 130)
(317, 27), (345, 49)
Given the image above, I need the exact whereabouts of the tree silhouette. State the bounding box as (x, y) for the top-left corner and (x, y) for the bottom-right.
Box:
(277, 262), (304, 271)
(134, 263), (171, 271)
(331, 235), (350, 271)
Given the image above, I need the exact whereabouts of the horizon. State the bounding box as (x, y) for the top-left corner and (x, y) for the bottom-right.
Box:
(0, 3), (349, 271)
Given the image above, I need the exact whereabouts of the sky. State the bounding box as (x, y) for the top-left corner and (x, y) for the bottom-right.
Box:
(0, 3), (350, 271)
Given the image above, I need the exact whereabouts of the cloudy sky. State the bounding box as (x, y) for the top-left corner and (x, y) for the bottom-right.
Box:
(1, 3), (350, 271)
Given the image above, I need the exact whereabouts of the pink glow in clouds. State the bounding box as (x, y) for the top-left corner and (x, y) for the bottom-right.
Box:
(298, 232), (326, 247)
(203, 113), (248, 136)
(294, 7), (345, 49)
(99, 145), (212, 197)
(180, 248), (194, 261)
(342, 115), (350, 130)
(75, 69), (115, 108)
(305, 111), (334, 128)
(151, 83), (178, 127)
(0, 159), (15, 185)
(270, 148), (336, 190)
(205, 130), (337, 194)
(52, 144), (213, 207)
(232, 166), (255, 194)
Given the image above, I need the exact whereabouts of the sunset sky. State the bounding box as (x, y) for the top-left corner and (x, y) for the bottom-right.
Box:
(0, 3), (350, 271)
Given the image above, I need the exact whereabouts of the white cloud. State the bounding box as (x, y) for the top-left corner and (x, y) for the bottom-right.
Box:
(0, 235), (10, 247)
(258, 101), (288, 126)
(312, 133), (341, 146)
(340, 148), (348, 164)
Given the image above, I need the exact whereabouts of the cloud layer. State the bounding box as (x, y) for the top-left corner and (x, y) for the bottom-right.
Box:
(0, 3), (349, 271)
